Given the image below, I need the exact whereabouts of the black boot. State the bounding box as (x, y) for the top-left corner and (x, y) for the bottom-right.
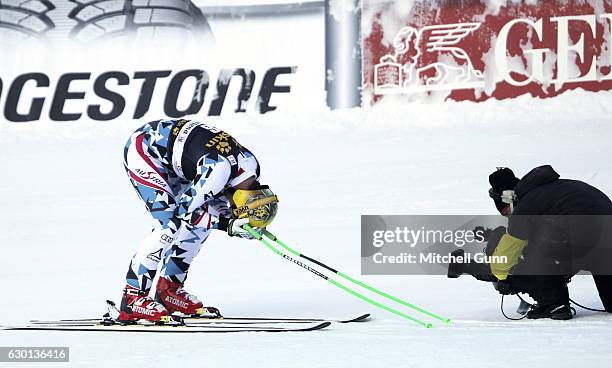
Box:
(527, 303), (573, 320)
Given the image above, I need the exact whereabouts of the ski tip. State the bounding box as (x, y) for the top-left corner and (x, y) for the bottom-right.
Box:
(340, 313), (371, 323)
(306, 322), (331, 331)
(106, 300), (116, 307)
(0, 325), (26, 331)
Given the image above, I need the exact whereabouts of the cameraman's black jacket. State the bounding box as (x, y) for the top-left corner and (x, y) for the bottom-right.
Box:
(512, 165), (612, 217)
(494, 165), (612, 278)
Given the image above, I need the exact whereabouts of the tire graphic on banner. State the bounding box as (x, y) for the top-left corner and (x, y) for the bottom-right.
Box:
(0, 0), (55, 43)
(0, 0), (213, 45)
(68, 0), (214, 43)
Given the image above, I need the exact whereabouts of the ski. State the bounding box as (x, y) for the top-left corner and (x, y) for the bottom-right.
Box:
(181, 313), (371, 325)
(29, 314), (370, 325)
(25, 299), (370, 329)
(1, 321), (331, 333)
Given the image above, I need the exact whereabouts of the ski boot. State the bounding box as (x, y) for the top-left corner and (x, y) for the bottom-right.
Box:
(155, 277), (209, 317)
(527, 303), (574, 320)
(118, 285), (170, 323)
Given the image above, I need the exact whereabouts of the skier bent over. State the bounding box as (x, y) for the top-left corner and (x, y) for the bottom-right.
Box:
(120, 119), (278, 322)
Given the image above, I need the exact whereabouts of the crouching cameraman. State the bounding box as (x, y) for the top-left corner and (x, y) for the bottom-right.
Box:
(448, 166), (612, 320)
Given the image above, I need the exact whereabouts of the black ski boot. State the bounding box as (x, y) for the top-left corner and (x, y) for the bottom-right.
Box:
(527, 303), (573, 320)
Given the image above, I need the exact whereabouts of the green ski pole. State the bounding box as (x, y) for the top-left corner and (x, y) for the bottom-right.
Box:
(262, 230), (451, 324)
(243, 225), (432, 328)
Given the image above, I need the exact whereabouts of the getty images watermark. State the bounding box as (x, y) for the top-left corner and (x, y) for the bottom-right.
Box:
(361, 215), (508, 275)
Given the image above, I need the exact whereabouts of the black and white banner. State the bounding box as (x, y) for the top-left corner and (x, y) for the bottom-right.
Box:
(0, 0), (324, 123)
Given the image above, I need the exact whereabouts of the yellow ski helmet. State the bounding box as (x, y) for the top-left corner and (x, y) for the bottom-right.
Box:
(230, 185), (278, 228)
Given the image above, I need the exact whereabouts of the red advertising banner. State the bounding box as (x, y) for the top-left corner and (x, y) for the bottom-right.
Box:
(363, 0), (612, 103)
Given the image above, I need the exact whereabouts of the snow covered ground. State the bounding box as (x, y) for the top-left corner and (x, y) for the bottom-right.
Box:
(1, 90), (612, 367)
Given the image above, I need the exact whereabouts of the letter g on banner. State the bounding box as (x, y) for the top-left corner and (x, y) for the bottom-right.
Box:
(5, 73), (50, 122)
(495, 18), (547, 87)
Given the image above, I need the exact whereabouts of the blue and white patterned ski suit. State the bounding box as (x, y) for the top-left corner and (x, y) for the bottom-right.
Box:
(123, 119), (260, 291)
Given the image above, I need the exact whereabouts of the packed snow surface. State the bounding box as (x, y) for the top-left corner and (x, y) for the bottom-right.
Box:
(1, 89), (612, 367)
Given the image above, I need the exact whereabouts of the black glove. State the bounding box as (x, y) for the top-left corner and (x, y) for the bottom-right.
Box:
(474, 226), (492, 242)
(494, 280), (515, 295)
(485, 226), (507, 256)
(474, 225), (506, 243)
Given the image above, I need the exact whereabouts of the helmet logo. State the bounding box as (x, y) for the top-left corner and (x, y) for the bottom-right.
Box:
(253, 207), (270, 220)
(234, 205), (250, 217)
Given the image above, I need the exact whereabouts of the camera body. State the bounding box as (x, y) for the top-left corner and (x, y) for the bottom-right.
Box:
(447, 225), (507, 282)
